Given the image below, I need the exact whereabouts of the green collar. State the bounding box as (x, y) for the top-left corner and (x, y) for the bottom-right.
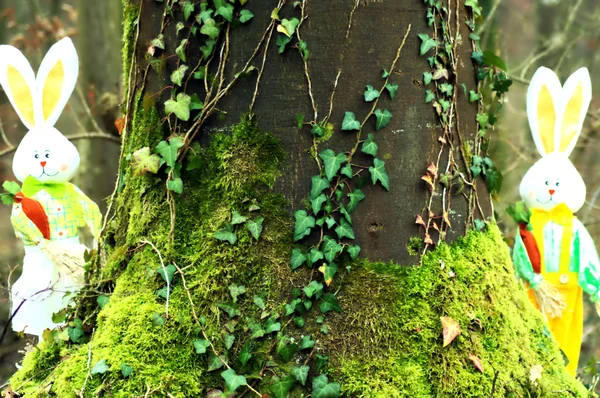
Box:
(22, 175), (67, 198)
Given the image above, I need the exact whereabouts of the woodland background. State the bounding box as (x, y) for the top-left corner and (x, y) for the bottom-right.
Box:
(1, 0), (600, 391)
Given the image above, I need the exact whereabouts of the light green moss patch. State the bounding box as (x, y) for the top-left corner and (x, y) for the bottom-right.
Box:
(326, 225), (588, 397)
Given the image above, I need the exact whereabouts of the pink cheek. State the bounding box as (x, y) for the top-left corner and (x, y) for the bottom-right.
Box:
(528, 191), (536, 199)
(59, 164), (69, 173)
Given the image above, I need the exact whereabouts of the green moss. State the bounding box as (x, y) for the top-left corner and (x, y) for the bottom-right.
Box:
(121, 0), (139, 87)
(325, 225), (588, 397)
(406, 236), (424, 256)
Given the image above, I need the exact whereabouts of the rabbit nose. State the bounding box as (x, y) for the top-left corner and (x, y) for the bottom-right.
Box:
(549, 189), (555, 195)
(40, 161), (47, 167)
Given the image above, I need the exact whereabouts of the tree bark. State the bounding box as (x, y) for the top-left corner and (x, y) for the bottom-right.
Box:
(5, 1), (587, 397)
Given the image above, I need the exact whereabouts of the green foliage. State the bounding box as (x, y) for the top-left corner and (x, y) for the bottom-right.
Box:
(1, 180), (20, 205)
(165, 93), (191, 121)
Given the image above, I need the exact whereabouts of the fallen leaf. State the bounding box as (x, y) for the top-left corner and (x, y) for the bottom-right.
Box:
(468, 353), (484, 373)
(530, 364), (543, 386)
(415, 215), (426, 227)
(441, 316), (460, 347)
(114, 117), (125, 135)
(422, 174), (434, 190)
(427, 162), (438, 177)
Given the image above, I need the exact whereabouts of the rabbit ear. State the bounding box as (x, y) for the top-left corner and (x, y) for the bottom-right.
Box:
(0, 45), (39, 129)
(527, 67), (562, 156)
(554, 67), (591, 157)
(36, 37), (79, 127)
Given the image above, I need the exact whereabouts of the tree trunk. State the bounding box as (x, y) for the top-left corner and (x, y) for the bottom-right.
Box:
(6, 0), (586, 397)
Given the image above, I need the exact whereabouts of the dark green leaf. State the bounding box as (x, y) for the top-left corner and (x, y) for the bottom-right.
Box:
(167, 177), (183, 194)
(364, 85), (380, 102)
(335, 218), (354, 240)
(231, 211), (247, 225)
(294, 317), (305, 328)
(208, 353), (226, 371)
(276, 35), (293, 53)
(386, 83), (399, 99)
(238, 341), (252, 366)
(311, 194), (327, 216)
(277, 338), (299, 362)
(361, 134), (378, 157)
(303, 280), (323, 298)
(485, 166), (503, 195)
(239, 9), (254, 23)
(296, 114), (304, 129)
(216, 302), (240, 318)
(341, 111), (360, 131)
(308, 248), (324, 266)
(291, 248), (308, 270)
(97, 295), (110, 309)
(418, 33), (437, 55)
(312, 374), (341, 398)
(369, 158), (389, 190)
(271, 375), (296, 398)
(152, 313), (165, 326)
(347, 189), (365, 213)
(310, 176), (329, 199)
(320, 293), (342, 314)
(471, 51), (484, 65)
(221, 368), (247, 392)
(298, 40), (310, 61)
(175, 39), (187, 62)
(228, 284), (246, 303)
(319, 149), (347, 181)
(347, 244), (361, 260)
(340, 163), (353, 178)
(265, 316), (281, 334)
(294, 210), (315, 241)
(322, 236), (343, 263)
(213, 224), (237, 245)
(374, 109), (392, 131)
(193, 339), (211, 354)
(300, 335), (314, 350)
(120, 363), (133, 378)
(246, 217), (264, 240)
(165, 93), (191, 121)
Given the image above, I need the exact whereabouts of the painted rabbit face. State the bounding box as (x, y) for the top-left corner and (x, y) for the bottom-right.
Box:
(520, 67), (591, 213)
(0, 38), (80, 183)
(12, 127), (80, 183)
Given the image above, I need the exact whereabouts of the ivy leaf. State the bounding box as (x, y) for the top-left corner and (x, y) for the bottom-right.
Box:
(291, 365), (310, 385)
(150, 34), (165, 50)
(291, 248), (307, 270)
(300, 335), (314, 350)
(246, 217), (264, 240)
(369, 158), (389, 190)
(298, 40), (310, 61)
(361, 134), (378, 157)
(217, 302), (240, 318)
(253, 295), (266, 310)
(201, 18), (220, 39)
(335, 218), (355, 240)
(120, 363), (133, 378)
(215, 3), (234, 22)
(221, 369), (247, 392)
(319, 149), (347, 181)
(485, 166), (503, 195)
(303, 280), (323, 298)
(347, 189), (365, 213)
(200, 39), (216, 59)
(308, 248), (324, 266)
(469, 90), (481, 102)
(228, 284), (246, 303)
(386, 82), (399, 99)
(277, 338), (299, 362)
(310, 176), (330, 199)
(167, 177), (183, 194)
(231, 211), (247, 225)
(265, 316), (282, 333)
(340, 163), (353, 178)
(320, 293), (342, 314)
(182, 1), (194, 20)
(276, 35), (293, 53)
(238, 341), (252, 366)
(312, 123), (325, 137)
(271, 375), (296, 398)
(465, 0), (482, 16)
(170, 65), (188, 87)
(208, 353), (226, 371)
(417, 33), (437, 55)
(423, 72), (433, 85)
(425, 90), (435, 103)
(213, 224), (237, 245)
(294, 210), (315, 241)
(364, 85), (380, 102)
(319, 262), (339, 286)
(341, 111), (360, 131)
(322, 236), (343, 263)
(224, 334), (235, 350)
(249, 323), (265, 339)
(382, 69), (390, 78)
(156, 137), (184, 169)
(164, 93), (191, 121)
(278, 18), (300, 37)
(239, 9), (254, 23)
(471, 51), (484, 65)
(312, 374), (341, 398)
(157, 263), (176, 284)
(97, 295), (110, 309)
(175, 39), (188, 62)
(311, 194), (327, 216)
(347, 244), (361, 260)
(175, 22), (185, 36)
(193, 339), (211, 354)
(91, 359), (109, 375)
(132, 147), (161, 176)
(441, 316), (461, 347)
(374, 109), (392, 131)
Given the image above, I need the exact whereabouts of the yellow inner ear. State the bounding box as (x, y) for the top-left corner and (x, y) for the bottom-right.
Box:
(42, 60), (64, 121)
(7, 66), (35, 127)
(559, 83), (583, 152)
(537, 85), (556, 154)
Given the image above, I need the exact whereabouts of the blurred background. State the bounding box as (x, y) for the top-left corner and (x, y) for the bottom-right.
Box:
(0, 0), (122, 384)
(1, 0), (600, 391)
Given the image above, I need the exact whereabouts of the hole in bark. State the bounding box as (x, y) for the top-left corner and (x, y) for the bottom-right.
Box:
(367, 221), (383, 233)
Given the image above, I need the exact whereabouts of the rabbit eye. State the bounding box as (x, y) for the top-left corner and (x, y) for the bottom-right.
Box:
(545, 180), (549, 186)
(45, 153), (50, 159)
(34, 154), (39, 159)
(556, 182), (560, 187)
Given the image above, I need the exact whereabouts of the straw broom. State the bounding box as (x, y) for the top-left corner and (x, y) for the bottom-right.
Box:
(533, 280), (566, 319)
(40, 239), (85, 285)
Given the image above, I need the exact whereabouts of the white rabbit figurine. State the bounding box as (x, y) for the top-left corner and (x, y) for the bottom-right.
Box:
(513, 66), (600, 375)
(0, 38), (102, 337)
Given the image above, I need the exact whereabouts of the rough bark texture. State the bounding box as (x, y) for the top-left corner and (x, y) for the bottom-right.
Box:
(3, 1), (588, 397)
